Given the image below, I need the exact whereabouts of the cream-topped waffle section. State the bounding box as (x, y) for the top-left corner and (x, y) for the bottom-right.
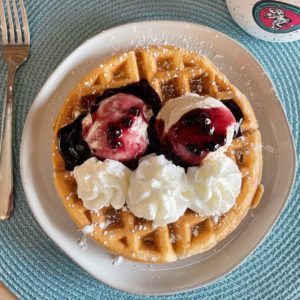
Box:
(52, 45), (263, 263)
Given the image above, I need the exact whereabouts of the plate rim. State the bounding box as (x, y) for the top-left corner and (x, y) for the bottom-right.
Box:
(20, 20), (297, 296)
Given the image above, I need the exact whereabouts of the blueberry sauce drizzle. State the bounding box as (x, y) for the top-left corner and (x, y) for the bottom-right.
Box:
(57, 80), (161, 171)
(129, 106), (140, 116)
(122, 116), (133, 128)
(57, 116), (92, 170)
(107, 125), (122, 139)
(147, 118), (191, 170)
(222, 99), (244, 137)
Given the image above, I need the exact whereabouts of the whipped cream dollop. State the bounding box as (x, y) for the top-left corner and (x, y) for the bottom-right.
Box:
(127, 154), (190, 226)
(187, 153), (242, 216)
(156, 93), (236, 163)
(73, 157), (131, 211)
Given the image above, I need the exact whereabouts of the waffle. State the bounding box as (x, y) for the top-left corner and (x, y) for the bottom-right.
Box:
(52, 45), (263, 263)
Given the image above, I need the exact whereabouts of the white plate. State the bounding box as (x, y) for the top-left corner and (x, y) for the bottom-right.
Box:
(20, 21), (296, 295)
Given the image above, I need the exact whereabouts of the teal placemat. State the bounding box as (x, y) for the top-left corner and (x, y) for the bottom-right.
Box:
(0, 0), (299, 299)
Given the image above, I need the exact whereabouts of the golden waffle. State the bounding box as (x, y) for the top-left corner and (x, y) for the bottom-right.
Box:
(52, 45), (263, 263)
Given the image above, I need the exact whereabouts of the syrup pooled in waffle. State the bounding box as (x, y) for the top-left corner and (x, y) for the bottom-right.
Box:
(53, 45), (263, 263)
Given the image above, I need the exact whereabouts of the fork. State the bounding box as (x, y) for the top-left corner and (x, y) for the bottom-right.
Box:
(0, 0), (30, 220)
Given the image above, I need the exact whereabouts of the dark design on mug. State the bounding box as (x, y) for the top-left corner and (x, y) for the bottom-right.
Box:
(253, 0), (300, 33)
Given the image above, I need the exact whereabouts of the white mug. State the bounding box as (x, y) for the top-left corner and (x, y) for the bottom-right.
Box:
(226, 0), (300, 42)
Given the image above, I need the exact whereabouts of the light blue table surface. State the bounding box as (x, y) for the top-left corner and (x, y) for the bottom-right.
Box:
(0, 0), (299, 299)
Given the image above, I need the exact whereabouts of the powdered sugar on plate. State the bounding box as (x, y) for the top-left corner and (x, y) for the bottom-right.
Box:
(112, 256), (124, 266)
(77, 224), (96, 250)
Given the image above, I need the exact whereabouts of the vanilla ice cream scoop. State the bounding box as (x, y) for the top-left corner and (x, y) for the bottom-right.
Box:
(156, 93), (237, 166)
(82, 93), (151, 163)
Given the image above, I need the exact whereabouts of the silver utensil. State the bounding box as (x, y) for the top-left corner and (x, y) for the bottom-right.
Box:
(0, 0), (30, 220)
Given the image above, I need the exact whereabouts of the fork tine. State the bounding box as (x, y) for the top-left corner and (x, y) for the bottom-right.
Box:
(12, 0), (21, 43)
(0, 0), (8, 44)
(5, 0), (15, 43)
(19, 0), (29, 44)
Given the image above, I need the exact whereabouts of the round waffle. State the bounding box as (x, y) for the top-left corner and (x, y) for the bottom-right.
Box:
(52, 45), (263, 263)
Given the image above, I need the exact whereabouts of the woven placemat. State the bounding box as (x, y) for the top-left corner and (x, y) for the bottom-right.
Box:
(0, 0), (299, 299)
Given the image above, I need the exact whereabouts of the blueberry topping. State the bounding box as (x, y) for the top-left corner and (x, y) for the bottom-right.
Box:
(147, 116), (162, 153)
(110, 140), (123, 149)
(74, 144), (85, 152)
(217, 135), (227, 145)
(182, 117), (196, 126)
(222, 99), (244, 137)
(57, 115), (92, 171)
(186, 143), (202, 156)
(125, 159), (139, 170)
(182, 112), (211, 134)
(129, 106), (140, 116)
(204, 118), (211, 125)
(205, 142), (216, 151)
(69, 147), (80, 159)
(198, 112), (210, 124)
(201, 124), (212, 135)
(209, 126), (215, 135)
(107, 125), (122, 138)
(122, 117), (133, 128)
(183, 112), (209, 126)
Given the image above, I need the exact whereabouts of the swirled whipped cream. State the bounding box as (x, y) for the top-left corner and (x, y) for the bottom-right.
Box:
(73, 157), (131, 211)
(187, 153), (242, 216)
(127, 154), (190, 226)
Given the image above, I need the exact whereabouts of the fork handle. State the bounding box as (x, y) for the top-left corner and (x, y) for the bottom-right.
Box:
(0, 65), (16, 220)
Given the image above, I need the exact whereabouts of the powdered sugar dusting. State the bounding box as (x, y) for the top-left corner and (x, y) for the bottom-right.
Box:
(77, 224), (95, 250)
(263, 144), (277, 154)
(82, 224), (95, 235)
(212, 215), (220, 224)
(169, 232), (176, 244)
(77, 232), (88, 250)
(99, 222), (106, 229)
(192, 227), (199, 237)
(112, 255), (124, 266)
